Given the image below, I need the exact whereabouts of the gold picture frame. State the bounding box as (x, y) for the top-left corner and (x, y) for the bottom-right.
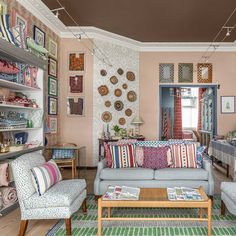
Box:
(197, 63), (212, 83)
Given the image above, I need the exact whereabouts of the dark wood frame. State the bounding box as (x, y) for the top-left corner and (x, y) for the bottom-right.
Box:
(48, 57), (58, 77)
(33, 25), (45, 47)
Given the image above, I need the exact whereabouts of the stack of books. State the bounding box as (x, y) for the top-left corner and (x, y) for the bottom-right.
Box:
(167, 187), (202, 201)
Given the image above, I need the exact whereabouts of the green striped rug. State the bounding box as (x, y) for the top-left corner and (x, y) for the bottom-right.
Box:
(46, 195), (236, 236)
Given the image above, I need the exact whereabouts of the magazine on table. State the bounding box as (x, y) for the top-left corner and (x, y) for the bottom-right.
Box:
(167, 187), (202, 201)
(103, 186), (140, 200)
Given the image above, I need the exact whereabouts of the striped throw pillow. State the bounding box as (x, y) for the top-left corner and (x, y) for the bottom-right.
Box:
(109, 144), (136, 168)
(31, 160), (62, 196)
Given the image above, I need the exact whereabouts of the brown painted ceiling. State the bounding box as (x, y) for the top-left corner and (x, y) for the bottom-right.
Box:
(43, 0), (236, 42)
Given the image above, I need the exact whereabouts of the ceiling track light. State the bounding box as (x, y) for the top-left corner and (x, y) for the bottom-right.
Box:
(51, 7), (65, 18)
(222, 26), (235, 37)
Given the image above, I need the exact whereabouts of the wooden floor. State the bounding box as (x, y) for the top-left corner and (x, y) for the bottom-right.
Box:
(0, 166), (229, 236)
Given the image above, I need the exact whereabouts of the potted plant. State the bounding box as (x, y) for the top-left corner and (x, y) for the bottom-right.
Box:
(112, 125), (121, 139)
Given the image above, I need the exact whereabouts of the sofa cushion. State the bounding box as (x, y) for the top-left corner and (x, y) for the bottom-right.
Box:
(154, 168), (208, 180)
(100, 167), (154, 180)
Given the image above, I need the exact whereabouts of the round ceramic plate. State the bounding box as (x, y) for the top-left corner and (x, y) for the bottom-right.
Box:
(100, 69), (107, 76)
(114, 88), (122, 97)
(101, 111), (112, 122)
(114, 100), (124, 111)
(98, 85), (109, 96)
(110, 76), (118, 85)
(126, 71), (135, 81)
(104, 101), (111, 107)
(122, 83), (128, 89)
(125, 108), (132, 117)
(117, 68), (124, 75)
(127, 91), (137, 102)
(119, 117), (126, 125)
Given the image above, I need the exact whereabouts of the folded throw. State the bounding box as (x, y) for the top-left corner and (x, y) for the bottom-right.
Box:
(0, 187), (18, 207)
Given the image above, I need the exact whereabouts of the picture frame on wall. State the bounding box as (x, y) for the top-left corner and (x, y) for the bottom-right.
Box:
(159, 63), (174, 83)
(0, 0), (7, 14)
(67, 96), (85, 116)
(178, 63), (193, 83)
(48, 96), (58, 115)
(48, 37), (58, 59)
(33, 25), (45, 47)
(197, 63), (212, 83)
(69, 75), (83, 94)
(221, 96), (235, 114)
(68, 52), (85, 71)
(48, 76), (58, 97)
(48, 117), (57, 134)
(11, 8), (28, 35)
(48, 57), (57, 77)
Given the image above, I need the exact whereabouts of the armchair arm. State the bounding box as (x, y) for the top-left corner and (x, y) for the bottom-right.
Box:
(94, 159), (107, 195)
(203, 158), (214, 196)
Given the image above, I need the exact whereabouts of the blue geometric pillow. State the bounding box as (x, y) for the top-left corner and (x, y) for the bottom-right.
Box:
(196, 146), (207, 168)
(52, 149), (74, 159)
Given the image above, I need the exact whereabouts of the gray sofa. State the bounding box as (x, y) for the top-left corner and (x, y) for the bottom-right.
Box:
(94, 158), (214, 197)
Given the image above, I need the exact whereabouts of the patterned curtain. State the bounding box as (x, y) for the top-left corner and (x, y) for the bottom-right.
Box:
(173, 89), (182, 139)
(197, 88), (203, 130)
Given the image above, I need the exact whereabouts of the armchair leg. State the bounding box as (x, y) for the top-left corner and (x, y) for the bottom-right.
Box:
(19, 220), (28, 236)
(82, 199), (87, 214)
(221, 200), (226, 216)
(65, 218), (71, 236)
(95, 195), (101, 202)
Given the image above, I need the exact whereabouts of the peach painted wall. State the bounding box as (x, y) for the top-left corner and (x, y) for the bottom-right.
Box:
(139, 52), (236, 139)
(59, 38), (93, 166)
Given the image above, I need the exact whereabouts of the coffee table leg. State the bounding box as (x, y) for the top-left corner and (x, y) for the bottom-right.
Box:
(200, 208), (202, 223)
(208, 200), (212, 236)
(98, 199), (102, 236)
(107, 207), (111, 218)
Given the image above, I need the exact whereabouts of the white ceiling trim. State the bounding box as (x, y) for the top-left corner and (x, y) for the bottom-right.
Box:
(19, 0), (236, 52)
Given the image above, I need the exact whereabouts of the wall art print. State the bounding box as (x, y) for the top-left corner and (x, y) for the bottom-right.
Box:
(197, 63), (212, 83)
(48, 76), (58, 97)
(48, 116), (57, 134)
(33, 25), (45, 47)
(159, 63), (174, 83)
(69, 52), (85, 71)
(178, 63), (193, 83)
(48, 37), (58, 59)
(67, 96), (85, 116)
(221, 96), (235, 114)
(11, 8), (28, 36)
(69, 75), (83, 94)
(48, 96), (58, 115)
(48, 57), (57, 77)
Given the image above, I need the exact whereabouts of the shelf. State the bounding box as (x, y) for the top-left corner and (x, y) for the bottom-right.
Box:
(0, 38), (47, 70)
(0, 103), (41, 110)
(0, 127), (41, 132)
(0, 79), (41, 91)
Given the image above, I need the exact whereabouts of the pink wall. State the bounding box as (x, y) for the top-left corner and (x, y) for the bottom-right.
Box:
(139, 52), (236, 139)
(59, 38), (93, 166)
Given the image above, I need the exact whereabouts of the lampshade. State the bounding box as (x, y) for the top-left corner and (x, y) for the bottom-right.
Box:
(131, 116), (144, 125)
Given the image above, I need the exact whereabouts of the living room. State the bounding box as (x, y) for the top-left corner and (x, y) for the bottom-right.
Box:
(0, 0), (236, 235)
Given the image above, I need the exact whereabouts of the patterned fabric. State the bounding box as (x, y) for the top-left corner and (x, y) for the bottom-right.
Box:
(142, 146), (169, 169)
(109, 144), (136, 168)
(0, 163), (9, 186)
(31, 159), (62, 196)
(196, 146), (207, 168)
(170, 143), (197, 168)
(52, 149), (74, 159)
(104, 142), (112, 168)
(135, 146), (144, 167)
(173, 90), (183, 139)
(136, 140), (189, 147)
(0, 15), (16, 45)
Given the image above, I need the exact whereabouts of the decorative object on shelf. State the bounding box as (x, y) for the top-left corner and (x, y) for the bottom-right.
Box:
(159, 63), (174, 83)
(12, 24), (27, 49)
(69, 75), (83, 94)
(26, 37), (48, 60)
(122, 83), (128, 89)
(131, 116), (144, 136)
(0, 59), (19, 74)
(48, 76), (58, 97)
(48, 57), (57, 77)
(110, 76), (118, 85)
(126, 71), (135, 81)
(14, 132), (28, 144)
(127, 90), (137, 102)
(48, 37), (57, 59)
(197, 63), (212, 83)
(8, 92), (39, 108)
(100, 69), (107, 76)
(114, 100), (124, 111)
(104, 100), (111, 107)
(117, 68), (124, 75)
(0, 1), (7, 14)
(67, 96), (84, 116)
(48, 96), (58, 115)
(112, 125), (121, 137)
(33, 25), (45, 48)
(119, 117), (126, 125)
(69, 52), (85, 71)
(178, 63), (193, 83)
(221, 96), (235, 114)
(30, 110), (43, 128)
(0, 14), (16, 45)
(101, 111), (112, 122)
(11, 8), (28, 38)
(98, 85), (109, 96)
(114, 88), (122, 97)
(48, 117), (57, 134)
(125, 108), (132, 117)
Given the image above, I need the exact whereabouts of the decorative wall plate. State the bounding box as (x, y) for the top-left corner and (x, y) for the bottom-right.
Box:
(114, 88), (122, 97)
(178, 63), (193, 83)
(119, 118), (126, 125)
(114, 100), (124, 111)
(104, 101), (111, 107)
(101, 111), (112, 122)
(98, 85), (109, 96)
(126, 71), (135, 81)
(125, 108), (132, 117)
(100, 69), (107, 76)
(122, 83), (128, 89)
(159, 63), (174, 83)
(110, 76), (118, 85)
(117, 68), (124, 75)
(127, 91), (137, 102)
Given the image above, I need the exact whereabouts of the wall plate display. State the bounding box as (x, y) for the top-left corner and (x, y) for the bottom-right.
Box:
(178, 63), (193, 83)
(48, 57), (57, 77)
(69, 52), (85, 71)
(221, 96), (235, 114)
(11, 8), (28, 36)
(119, 117), (126, 125)
(125, 108), (132, 117)
(48, 76), (58, 97)
(104, 101), (111, 107)
(101, 111), (112, 122)
(159, 63), (174, 83)
(117, 68), (124, 75)
(114, 88), (122, 97)
(100, 69), (107, 76)
(48, 37), (58, 59)
(98, 85), (109, 96)
(33, 25), (45, 47)
(126, 71), (135, 81)
(69, 75), (83, 93)
(122, 83), (128, 89)
(67, 96), (85, 116)
(114, 100), (124, 111)
(127, 91), (137, 102)
(48, 96), (58, 115)
(197, 63), (212, 83)
(48, 117), (57, 134)
(110, 76), (118, 85)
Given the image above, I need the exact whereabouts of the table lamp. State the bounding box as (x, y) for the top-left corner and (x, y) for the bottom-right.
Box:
(131, 116), (144, 136)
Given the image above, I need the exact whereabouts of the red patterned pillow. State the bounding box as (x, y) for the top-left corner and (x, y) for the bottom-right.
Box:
(142, 146), (169, 169)
(170, 143), (197, 168)
(135, 146), (144, 167)
(104, 142), (112, 167)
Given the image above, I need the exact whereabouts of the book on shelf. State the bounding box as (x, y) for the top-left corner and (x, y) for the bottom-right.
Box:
(103, 186), (140, 200)
(167, 187), (202, 201)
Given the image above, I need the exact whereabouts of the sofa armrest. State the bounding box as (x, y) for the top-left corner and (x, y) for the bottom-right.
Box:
(203, 158), (214, 196)
(94, 159), (107, 195)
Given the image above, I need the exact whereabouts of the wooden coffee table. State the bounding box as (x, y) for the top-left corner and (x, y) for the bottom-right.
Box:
(97, 187), (212, 236)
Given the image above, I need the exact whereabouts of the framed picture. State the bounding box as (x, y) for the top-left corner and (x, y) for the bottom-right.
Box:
(197, 63), (212, 83)
(0, 0), (7, 14)
(48, 57), (57, 77)
(49, 37), (58, 59)
(69, 75), (83, 94)
(69, 52), (85, 71)
(67, 96), (85, 116)
(159, 63), (174, 83)
(178, 63), (193, 83)
(11, 8), (28, 35)
(48, 76), (58, 97)
(221, 96), (235, 114)
(48, 117), (57, 134)
(33, 25), (45, 47)
(48, 96), (58, 115)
